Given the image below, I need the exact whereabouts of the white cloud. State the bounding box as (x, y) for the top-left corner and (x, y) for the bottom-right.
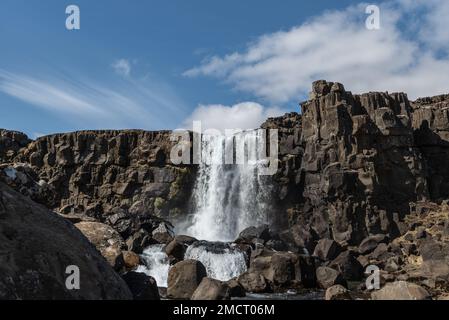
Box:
(0, 69), (186, 130)
(112, 59), (132, 77)
(185, 0), (449, 102)
(182, 102), (286, 132)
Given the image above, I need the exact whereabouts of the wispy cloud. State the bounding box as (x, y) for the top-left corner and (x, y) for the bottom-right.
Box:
(0, 67), (187, 130)
(112, 59), (132, 77)
(185, 0), (449, 102)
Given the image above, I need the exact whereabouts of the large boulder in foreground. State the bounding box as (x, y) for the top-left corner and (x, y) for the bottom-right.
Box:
(167, 259), (207, 299)
(75, 221), (126, 270)
(191, 278), (230, 300)
(371, 281), (431, 300)
(0, 182), (132, 299)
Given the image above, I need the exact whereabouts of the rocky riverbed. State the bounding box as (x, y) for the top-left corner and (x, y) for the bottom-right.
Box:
(2, 80), (449, 300)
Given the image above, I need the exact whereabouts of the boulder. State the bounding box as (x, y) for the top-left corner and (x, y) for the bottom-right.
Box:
(122, 251), (141, 270)
(313, 239), (342, 261)
(418, 239), (447, 261)
(122, 272), (160, 300)
(359, 234), (388, 255)
(270, 253), (297, 286)
(370, 243), (390, 260)
(226, 278), (246, 297)
(174, 235), (198, 245)
(126, 229), (152, 254)
(265, 239), (288, 251)
(0, 182), (132, 299)
(191, 278), (230, 300)
(75, 221), (126, 270)
(167, 259), (207, 299)
(316, 267), (346, 289)
(420, 259), (449, 281)
(165, 239), (186, 263)
(237, 271), (269, 293)
(325, 285), (352, 300)
(329, 251), (364, 281)
(152, 222), (174, 244)
(371, 281), (431, 300)
(236, 225), (271, 243)
(250, 253), (296, 287)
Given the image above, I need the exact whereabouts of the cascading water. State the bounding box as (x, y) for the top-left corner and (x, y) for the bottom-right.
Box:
(184, 241), (248, 281)
(135, 244), (170, 287)
(185, 129), (273, 242)
(135, 129), (275, 288)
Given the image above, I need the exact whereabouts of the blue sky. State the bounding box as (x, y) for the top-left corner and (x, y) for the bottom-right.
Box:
(1, 0), (449, 137)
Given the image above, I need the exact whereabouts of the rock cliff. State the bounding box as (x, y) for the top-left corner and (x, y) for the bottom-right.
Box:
(11, 130), (196, 245)
(2, 80), (449, 299)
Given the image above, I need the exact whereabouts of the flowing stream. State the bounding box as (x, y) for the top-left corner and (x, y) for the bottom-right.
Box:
(135, 245), (170, 287)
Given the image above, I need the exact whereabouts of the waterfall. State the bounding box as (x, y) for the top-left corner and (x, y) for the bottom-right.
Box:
(184, 241), (248, 281)
(185, 129), (273, 242)
(135, 244), (170, 287)
(135, 129), (275, 287)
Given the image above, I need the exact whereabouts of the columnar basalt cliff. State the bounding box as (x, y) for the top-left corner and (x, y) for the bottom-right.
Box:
(13, 130), (197, 243)
(2, 81), (449, 299)
(285, 81), (428, 248)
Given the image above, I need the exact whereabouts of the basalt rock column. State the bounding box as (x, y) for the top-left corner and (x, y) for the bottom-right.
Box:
(297, 80), (427, 245)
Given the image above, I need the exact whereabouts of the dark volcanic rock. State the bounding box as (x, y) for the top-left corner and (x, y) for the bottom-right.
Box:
(126, 229), (152, 254)
(122, 251), (141, 270)
(359, 234), (388, 255)
(174, 235), (198, 246)
(316, 267), (346, 289)
(236, 225), (271, 243)
(167, 259), (207, 299)
(0, 129), (31, 162)
(237, 271), (269, 293)
(74, 221), (126, 270)
(284, 81), (428, 247)
(325, 285), (352, 300)
(226, 278), (246, 297)
(329, 251), (364, 281)
(191, 278), (230, 300)
(247, 251), (316, 290)
(371, 281), (431, 300)
(4, 80), (449, 298)
(164, 239), (186, 263)
(0, 182), (132, 300)
(12, 130), (197, 242)
(313, 238), (342, 261)
(122, 272), (160, 300)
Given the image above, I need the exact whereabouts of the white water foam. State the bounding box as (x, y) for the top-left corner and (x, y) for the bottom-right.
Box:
(184, 241), (248, 281)
(135, 244), (170, 287)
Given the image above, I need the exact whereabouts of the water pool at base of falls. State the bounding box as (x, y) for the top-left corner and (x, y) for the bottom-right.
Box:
(134, 241), (248, 288)
(134, 243), (323, 300)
